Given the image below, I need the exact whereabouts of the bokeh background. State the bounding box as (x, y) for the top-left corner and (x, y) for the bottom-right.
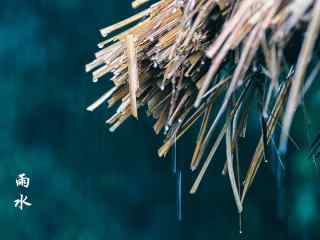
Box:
(0, 0), (319, 239)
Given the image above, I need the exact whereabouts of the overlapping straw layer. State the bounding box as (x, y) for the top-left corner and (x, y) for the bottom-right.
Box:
(86, 0), (320, 210)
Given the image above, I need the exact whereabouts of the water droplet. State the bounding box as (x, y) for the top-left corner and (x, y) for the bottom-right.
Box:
(177, 170), (182, 221)
(239, 213), (243, 235)
(172, 134), (177, 173)
(153, 61), (158, 68)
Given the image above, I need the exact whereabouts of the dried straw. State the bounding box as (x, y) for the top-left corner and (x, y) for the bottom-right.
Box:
(86, 0), (320, 210)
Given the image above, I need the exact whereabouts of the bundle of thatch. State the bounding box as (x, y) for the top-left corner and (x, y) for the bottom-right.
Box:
(86, 0), (320, 212)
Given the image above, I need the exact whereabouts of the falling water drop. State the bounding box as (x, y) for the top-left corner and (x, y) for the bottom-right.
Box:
(239, 213), (243, 234)
(172, 133), (177, 174)
(177, 170), (182, 221)
(172, 133), (182, 221)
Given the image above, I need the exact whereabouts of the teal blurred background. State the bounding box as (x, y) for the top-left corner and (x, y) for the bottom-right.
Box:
(0, 0), (319, 239)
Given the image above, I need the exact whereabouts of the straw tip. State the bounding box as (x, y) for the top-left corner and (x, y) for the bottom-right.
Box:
(85, 65), (91, 72)
(86, 106), (95, 112)
(189, 188), (196, 194)
(100, 29), (108, 37)
(193, 101), (200, 108)
(190, 165), (197, 172)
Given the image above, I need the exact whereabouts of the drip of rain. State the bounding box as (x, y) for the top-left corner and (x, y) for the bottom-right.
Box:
(172, 133), (182, 221)
(172, 133), (177, 173)
(177, 170), (182, 221)
(239, 213), (243, 234)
